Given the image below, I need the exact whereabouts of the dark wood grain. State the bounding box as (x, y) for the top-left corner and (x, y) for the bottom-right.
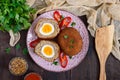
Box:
(0, 16), (120, 80)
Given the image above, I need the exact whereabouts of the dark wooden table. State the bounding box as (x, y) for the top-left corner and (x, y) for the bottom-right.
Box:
(0, 16), (120, 80)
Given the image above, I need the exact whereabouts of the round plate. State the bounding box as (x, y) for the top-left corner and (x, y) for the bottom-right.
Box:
(26, 10), (89, 72)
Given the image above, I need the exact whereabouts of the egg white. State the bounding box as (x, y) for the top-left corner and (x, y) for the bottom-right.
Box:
(41, 44), (55, 58)
(39, 23), (54, 36)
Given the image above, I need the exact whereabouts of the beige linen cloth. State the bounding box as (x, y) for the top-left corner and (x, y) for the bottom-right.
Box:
(10, 0), (120, 61)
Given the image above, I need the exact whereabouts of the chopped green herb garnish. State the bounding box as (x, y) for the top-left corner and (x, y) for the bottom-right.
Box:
(64, 35), (68, 39)
(53, 61), (58, 65)
(61, 15), (64, 20)
(15, 43), (21, 50)
(69, 56), (72, 59)
(69, 46), (74, 48)
(5, 48), (10, 54)
(59, 15), (64, 23)
(71, 22), (76, 27)
(22, 48), (28, 55)
(70, 39), (74, 44)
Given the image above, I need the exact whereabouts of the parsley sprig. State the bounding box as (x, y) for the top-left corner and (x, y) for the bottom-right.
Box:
(64, 35), (68, 39)
(53, 61), (58, 65)
(5, 48), (11, 54)
(0, 0), (35, 33)
(22, 48), (28, 55)
(15, 43), (21, 50)
(71, 22), (76, 27)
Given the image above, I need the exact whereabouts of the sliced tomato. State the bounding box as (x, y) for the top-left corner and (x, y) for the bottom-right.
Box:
(59, 17), (71, 28)
(53, 11), (61, 22)
(29, 38), (41, 48)
(59, 52), (68, 68)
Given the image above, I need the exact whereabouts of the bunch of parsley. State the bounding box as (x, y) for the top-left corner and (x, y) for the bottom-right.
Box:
(0, 0), (35, 33)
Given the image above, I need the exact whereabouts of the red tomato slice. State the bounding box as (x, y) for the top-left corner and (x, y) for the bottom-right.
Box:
(29, 38), (41, 48)
(59, 17), (71, 28)
(53, 11), (61, 22)
(59, 52), (68, 68)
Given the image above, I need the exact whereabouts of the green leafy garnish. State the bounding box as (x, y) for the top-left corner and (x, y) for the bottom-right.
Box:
(22, 48), (28, 55)
(59, 15), (64, 23)
(5, 48), (10, 54)
(70, 39), (74, 44)
(64, 35), (68, 39)
(61, 15), (64, 20)
(69, 56), (72, 59)
(53, 61), (58, 65)
(69, 46), (74, 48)
(71, 22), (76, 27)
(0, 0), (35, 33)
(15, 43), (21, 50)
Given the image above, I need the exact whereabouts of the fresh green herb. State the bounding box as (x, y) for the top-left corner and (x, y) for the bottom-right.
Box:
(53, 61), (58, 65)
(71, 22), (76, 27)
(0, 0), (35, 33)
(22, 48), (28, 55)
(15, 43), (21, 50)
(5, 48), (11, 54)
(70, 39), (74, 44)
(61, 15), (64, 20)
(64, 35), (68, 39)
(59, 15), (64, 23)
(69, 56), (72, 59)
(69, 46), (74, 48)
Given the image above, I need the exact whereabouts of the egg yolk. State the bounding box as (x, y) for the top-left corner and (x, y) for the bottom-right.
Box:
(43, 46), (53, 56)
(42, 24), (52, 33)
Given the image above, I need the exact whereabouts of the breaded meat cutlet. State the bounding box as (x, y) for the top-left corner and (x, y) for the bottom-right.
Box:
(58, 27), (83, 56)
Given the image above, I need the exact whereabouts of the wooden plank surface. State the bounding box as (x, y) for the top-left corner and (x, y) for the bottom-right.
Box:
(0, 16), (120, 80)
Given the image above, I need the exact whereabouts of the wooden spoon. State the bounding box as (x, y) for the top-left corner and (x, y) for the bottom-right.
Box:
(95, 25), (114, 80)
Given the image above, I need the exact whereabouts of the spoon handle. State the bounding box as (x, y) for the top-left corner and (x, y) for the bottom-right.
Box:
(99, 62), (106, 80)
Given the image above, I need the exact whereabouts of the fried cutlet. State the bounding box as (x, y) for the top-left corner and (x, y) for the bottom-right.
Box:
(58, 27), (83, 56)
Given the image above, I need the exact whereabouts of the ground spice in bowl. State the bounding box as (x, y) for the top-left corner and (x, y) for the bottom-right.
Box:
(24, 72), (42, 80)
(9, 57), (28, 76)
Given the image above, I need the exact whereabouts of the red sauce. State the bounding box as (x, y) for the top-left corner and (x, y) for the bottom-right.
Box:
(24, 73), (41, 80)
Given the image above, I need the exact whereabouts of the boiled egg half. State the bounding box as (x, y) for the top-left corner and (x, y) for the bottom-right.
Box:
(41, 44), (55, 58)
(34, 40), (60, 62)
(39, 23), (54, 36)
(35, 18), (60, 39)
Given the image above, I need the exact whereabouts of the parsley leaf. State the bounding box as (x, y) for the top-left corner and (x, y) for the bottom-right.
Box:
(22, 48), (28, 55)
(69, 46), (74, 48)
(0, 0), (35, 33)
(71, 22), (76, 27)
(70, 39), (74, 44)
(5, 48), (10, 54)
(15, 43), (21, 50)
(61, 15), (64, 20)
(64, 35), (68, 39)
(53, 61), (58, 65)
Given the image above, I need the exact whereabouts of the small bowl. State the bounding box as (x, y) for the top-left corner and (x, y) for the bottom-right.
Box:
(24, 72), (42, 80)
(9, 57), (28, 76)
